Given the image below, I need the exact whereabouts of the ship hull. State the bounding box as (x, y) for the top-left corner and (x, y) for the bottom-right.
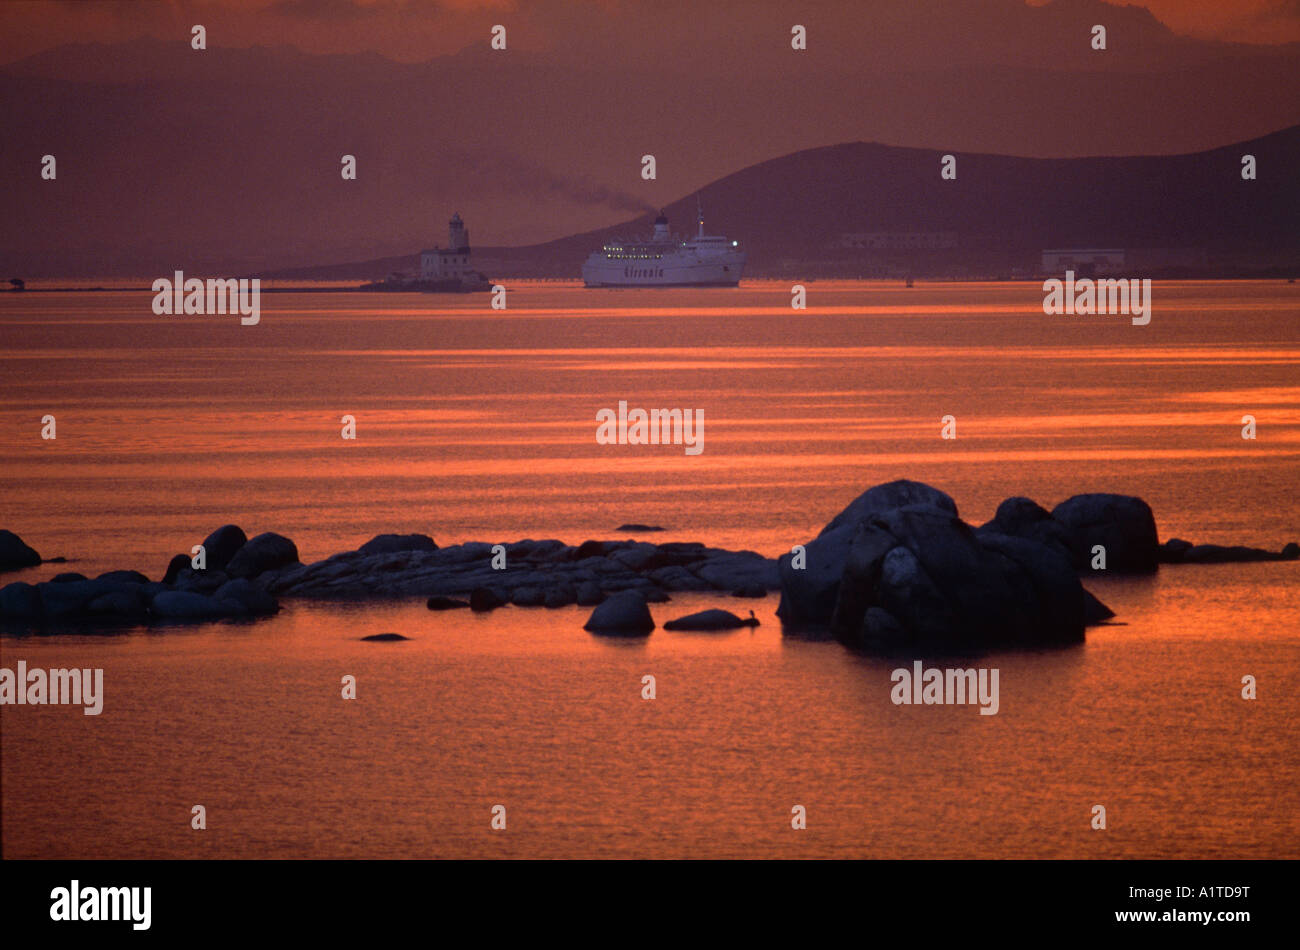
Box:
(581, 255), (745, 288)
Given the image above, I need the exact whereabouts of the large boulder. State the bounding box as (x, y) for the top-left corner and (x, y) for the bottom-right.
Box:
(583, 590), (655, 636)
(778, 480), (958, 626)
(777, 481), (1107, 653)
(163, 553), (192, 585)
(0, 530), (41, 572)
(200, 524), (248, 572)
(358, 533), (438, 555)
(1050, 494), (1159, 574)
(0, 581), (42, 620)
(976, 497), (1073, 562)
(826, 508), (1094, 653)
(225, 532), (300, 579)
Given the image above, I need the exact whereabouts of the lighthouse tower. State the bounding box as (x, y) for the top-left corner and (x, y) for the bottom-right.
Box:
(421, 212), (474, 281)
(448, 212), (469, 252)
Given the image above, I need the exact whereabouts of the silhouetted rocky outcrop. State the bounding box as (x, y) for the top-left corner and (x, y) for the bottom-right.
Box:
(0, 529), (41, 573)
(779, 480), (1108, 653)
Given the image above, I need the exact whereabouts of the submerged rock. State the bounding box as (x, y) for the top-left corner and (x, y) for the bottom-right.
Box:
(616, 524), (665, 532)
(663, 608), (759, 631)
(583, 590), (654, 636)
(1181, 543), (1299, 564)
(361, 632), (410, 641)
(426, 595), (470, 610)
(0, 529), (41, 573)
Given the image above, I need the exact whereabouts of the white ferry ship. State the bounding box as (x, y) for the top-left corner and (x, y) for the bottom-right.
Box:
(581, 204), (745, 287)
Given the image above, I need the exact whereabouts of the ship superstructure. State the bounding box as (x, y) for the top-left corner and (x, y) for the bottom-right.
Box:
(581, 204), (745, 287)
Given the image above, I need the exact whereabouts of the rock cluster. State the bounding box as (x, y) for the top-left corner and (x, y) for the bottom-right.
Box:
(777, 481), (1117, 653)
(0, 526), (778, 630)
(260, 537), (777, 606)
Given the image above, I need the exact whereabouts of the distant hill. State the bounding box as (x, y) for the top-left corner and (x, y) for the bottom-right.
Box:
(263, 126), (1300, 280)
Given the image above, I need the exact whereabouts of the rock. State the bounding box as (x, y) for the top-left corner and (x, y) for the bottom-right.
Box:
(225, 532), (300, 579)
(426, 596), (470, 610)
(692, 552), (778, 592)
(361, 632), (410, 641)
(609, 543), (660, 571)
(1182, 544), (1285, 564)
(469, 587), (506, 612)
(616, 524), (665, 532)
(976, 497), (1073, 562)
(150, 590), (233, 620)
(572, 540), (612, 560)
(1050, 494), (1159, 573)
(1284, 543), (1300, 560)
(0, 529), (41, 572)
(778, 480), (958, 626)
(663, 608), (759, 631)
(163, 553), (191, 585)
(175, 568), (229, 594)
(731, 583), (768, 598)
(0, 581), (42, 620)
(87, 590), (148, 619)
(858, 606), (909, 652)
(575, 581), (604, 606)
(1160, 538), (1194, 563)
(214, 578), (279, 616)
(544, 586), (576, 608)
(583, 590), (654, 635)
(51, 572), (88, 584)
(200, 524), (248, 572)
(791, 491), (1102, 652)
(358, 533), (437, 555)
(1083, 589), (1115, 624)
(97, 569), (151, 585)
(39, 579), (142, 619)
(510, 586), (545, 607)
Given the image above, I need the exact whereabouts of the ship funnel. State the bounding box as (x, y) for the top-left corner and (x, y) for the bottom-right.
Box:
(653, 209), (669, 240)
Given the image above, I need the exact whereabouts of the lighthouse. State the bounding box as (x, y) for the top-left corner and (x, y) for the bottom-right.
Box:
(448, 212), (469, 252)
(421, 212), (475, 281)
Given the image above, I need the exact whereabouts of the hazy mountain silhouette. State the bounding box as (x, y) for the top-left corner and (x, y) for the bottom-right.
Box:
(2, 14), (1298, 277)
(267, 125), (1300, 280)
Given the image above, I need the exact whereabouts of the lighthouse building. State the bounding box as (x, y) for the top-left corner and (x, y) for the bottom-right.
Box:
(421, 213), (474, 280)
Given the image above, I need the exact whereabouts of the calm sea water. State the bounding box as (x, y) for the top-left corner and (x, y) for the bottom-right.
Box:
(2, 280), (1298, 858)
